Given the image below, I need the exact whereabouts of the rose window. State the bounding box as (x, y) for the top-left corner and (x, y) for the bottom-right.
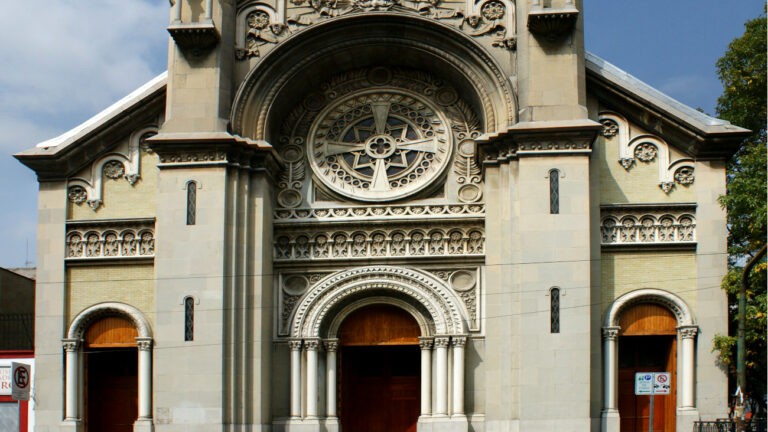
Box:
(309, 91), (453, 201)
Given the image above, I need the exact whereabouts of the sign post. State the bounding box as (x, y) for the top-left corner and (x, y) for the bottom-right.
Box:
(11, 362), (31, 401)
(635, 372), (670, 432)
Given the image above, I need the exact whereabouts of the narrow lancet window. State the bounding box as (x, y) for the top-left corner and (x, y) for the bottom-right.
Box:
(549, 169), (560, 214)
(186, 181), (197, 225)
(550, 287), (560, 333)
(184, 296), (195, 341)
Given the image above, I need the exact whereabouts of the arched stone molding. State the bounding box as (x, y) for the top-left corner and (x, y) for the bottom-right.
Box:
(66, 125), (158, 210)
(67, 301), (153, 340)
(231, 13), (516, 142)
(326, 296), (435, 338)
(290, 265), (468, 339)
(598, 111), (695, 194)
(62, 302), (154, 430)
(601, 289), (698, 432)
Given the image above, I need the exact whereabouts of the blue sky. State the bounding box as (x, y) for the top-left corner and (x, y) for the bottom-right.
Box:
(0, 1), (763, 268)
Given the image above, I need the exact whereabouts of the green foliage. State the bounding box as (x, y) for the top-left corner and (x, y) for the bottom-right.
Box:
(712, 12), (767, 406)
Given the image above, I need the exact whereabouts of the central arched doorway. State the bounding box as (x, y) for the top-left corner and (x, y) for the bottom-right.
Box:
(339, 304), (421, 432)
(83, 315), (139, 432)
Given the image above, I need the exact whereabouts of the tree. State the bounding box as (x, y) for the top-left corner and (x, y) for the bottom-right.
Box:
(712, 12), (767, 413)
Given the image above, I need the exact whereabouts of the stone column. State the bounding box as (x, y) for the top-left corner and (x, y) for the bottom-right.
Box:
(434, 336), (450, 417)
(324, 339), (339, 418)
(602, 327), (620, 412)
(288, 339), (302, 418)
(451, 336), (467, 416)
(305, 339), (320, 419)
(678, 326), (698, 409)
(62, 339), (80, 421)
(136, 338), (154, 420)
(419, 337), (433, 416)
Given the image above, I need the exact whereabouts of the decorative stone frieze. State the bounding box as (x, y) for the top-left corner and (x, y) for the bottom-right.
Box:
(527, 7), (579, 41)
(598, 111), (695, 194)
(274, 225), (485, 261)
(677, 325), (698, 339)
(65, 218), (156, 260)
(67, 127), (157, 210)
(600, 204), (696, 247)
(274, 203), (485, 222)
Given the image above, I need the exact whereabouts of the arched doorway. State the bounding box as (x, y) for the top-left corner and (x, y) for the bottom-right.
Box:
(617, 303), (677, 432)
(339, 304), (421, 432)
(83, 316), (139, 432)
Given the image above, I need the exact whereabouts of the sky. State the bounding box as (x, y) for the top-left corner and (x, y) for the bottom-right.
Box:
(0, 1), (763, 268)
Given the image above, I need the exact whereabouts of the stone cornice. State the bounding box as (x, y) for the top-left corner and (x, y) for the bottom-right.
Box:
(147, 132), (284, 179)
(478, 120), (601, 166)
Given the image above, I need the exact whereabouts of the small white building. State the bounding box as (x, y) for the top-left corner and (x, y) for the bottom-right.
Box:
(16, 1), (748, 431)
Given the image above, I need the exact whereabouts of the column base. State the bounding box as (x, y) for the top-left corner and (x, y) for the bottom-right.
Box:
(418, 415), (469, 432)
(60, 419), (83, 432)
(273, 417), (340, 432)
(677, 407), (699, 432)
(134, 418), (155, 432)
(600, 409), (620, 432)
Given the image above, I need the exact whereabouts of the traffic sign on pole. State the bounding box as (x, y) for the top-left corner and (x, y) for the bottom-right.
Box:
(11, 362), (31, 401)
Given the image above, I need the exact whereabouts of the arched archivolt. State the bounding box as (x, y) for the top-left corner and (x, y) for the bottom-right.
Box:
(67, 302), (152, 340)
(230, 13), (515, 143)
(290, 266), (467, 339)
(603, 288), (695, 329)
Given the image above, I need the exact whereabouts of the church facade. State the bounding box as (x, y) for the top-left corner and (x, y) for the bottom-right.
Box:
(16, 1), (749, 431)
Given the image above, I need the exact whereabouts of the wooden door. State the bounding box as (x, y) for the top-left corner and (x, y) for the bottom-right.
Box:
(339, 305), (420, 432)
(618, 302), (678, 432)
(85, 349), (138, 432)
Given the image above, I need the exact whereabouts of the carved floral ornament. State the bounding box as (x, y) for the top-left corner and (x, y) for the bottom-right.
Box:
(275, 67), (483, 207)
(66, 219), (156, 260)
(67, 127), (157, 210)
(600, 205), (696, 246)
(234, 0), (516, 61)
(598, 112), (694, 194)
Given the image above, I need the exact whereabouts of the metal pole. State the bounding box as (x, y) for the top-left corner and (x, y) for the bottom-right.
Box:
(649, 382), (654, 432)
(738, 244), (767, 394)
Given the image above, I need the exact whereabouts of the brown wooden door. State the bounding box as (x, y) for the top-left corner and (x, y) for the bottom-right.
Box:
(85, 349), (138, 432)
(340, 345), (420, 432)
(618, 336), (676, 432)
(338, 305), (421, 432)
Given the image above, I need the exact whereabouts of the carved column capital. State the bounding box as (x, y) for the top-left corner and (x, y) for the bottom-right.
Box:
(324, 338), (339, 352)
(136, 337), (153, 351)
(288, 339), (303, 351)
(62, 338), (81, 352)
(602, 327), (621, 340)
(304, 338), (321, 351)
(419, 337), (434, 350)
(451, 335), (467, 348)
(433, 336), (451, 349)
(677, 325), (698, 339)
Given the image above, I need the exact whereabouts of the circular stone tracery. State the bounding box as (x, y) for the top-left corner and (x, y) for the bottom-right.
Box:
(309, 91), (453, 202)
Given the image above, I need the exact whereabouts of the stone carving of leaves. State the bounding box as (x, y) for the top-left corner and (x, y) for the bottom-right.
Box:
(314, 235), (329, 258)
(600, 119), (619, 138)
(481, 0), (505, 20)
(371, 233), (386, 256)
(333, 234), (348, 257)
(601, 218), (617, 243)
(448, 231), (464, 254)
(122, 232), (137, 256)
(459, 290), (477, 323)
(140, 232), (155, 255)
(281, 293), (301, 330)
(674, 167), (695, 185)
(295, 236), (310, 258)
(103, 161), (125, 179)
(658, 217), (675, 241)
(391, 232), (406, 256)
(679, 217), (694, 241)
(86, 234), (101, 257)
(104, 233), (119, 256)
(634, 143), (658, 162)
(68, 186), (87, 204)
(620, 218), (636, 243)
(468, 230), (483, 253)
(276, 236), (291, 259)
(428, 232), (444, 255)
(351, 233), (367, 257)
(410, 231), (426, 255)
(639, 218), (656, 242)
(67, 234), (83, 258)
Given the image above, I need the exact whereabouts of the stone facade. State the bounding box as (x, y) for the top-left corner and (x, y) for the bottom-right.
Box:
(15, 1), (749, 432)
